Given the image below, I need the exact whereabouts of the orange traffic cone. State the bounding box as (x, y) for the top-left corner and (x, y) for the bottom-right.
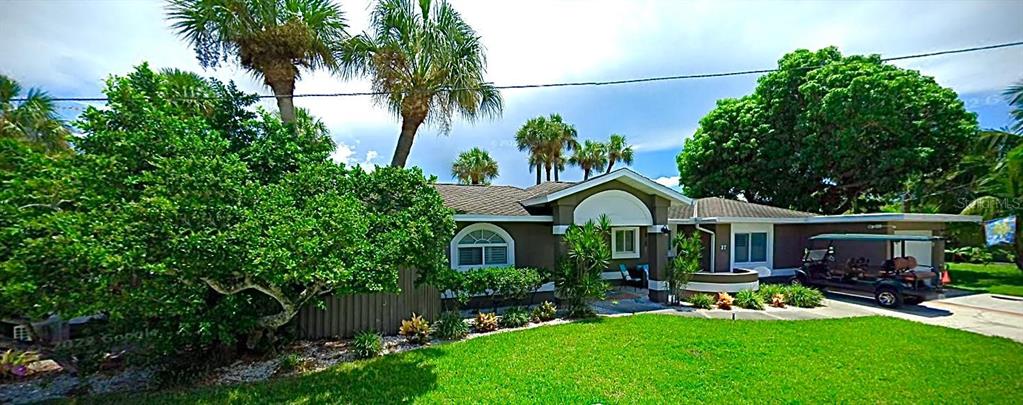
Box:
(941, 270), (952, 285)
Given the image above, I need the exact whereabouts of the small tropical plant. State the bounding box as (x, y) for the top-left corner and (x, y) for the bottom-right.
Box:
(499, 307), (531, 328)
(1, 349), (39, 380)
(399, 313), (431, 344)
(757, 284), (787, 302)
(531, 301), (557, 322)
(352, 330), (384, 358)
(734, 289), (765, 310)
(770, 293), (787, 308)
(604, 133), (634, 174)
(785, 285), (825, 308)
(716, 292), (734, 310)
(553, 221), (611, 318)
(474, 312), (499, 333)
(433, 311), (469, 340)
(452, 147), (499, 185)
(667, 232), (703, 304)
(688, 293), (715, 309)
(278, 353), (303, 373)
(569, 140), (607, 180)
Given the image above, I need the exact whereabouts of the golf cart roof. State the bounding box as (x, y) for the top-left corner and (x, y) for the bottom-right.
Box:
(809, 233), (943, 242)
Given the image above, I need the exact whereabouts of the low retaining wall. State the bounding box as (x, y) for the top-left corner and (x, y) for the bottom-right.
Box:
(683, 269), (760, 294)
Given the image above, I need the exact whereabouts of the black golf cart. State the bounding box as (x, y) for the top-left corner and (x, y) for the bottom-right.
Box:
(793, 233), (944, 308)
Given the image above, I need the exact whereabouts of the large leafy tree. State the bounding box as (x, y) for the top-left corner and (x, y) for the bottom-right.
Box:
(0, 65), (454, 353)
(339, 0), (502, 168)
(1007, 79), (1023, 135)
(166, 0), (348, 124)
(451, 147), (498, 185)
(603, 133), (633, 174)
(0, 75), (70, 153)
(677, 47), (978, 214)
(569, 140), (607, 180)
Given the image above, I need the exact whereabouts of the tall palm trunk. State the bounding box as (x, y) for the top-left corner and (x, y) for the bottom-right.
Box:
(583, 168), (591, 180)
(544, 164), (552, 181)
(267, 75), (297, 124)
(535, 162), (542, 185)
(606, 160), (615, 174)
(554, 167), (560, 182)
(392, 114), (425, 167)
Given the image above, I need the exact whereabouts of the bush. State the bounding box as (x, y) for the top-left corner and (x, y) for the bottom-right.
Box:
(769, 293), (786, 308)
(553, 221), (611, 317)
(785, 285), (824, 308)
(716, 292), (734, 310)
(947, 246), (993, 263)
(399, 313), (431, 345)
(352, 330), (383, 358)
(688, 294), (715, 309)
(1, 349), (38, 380)
(278, 353), (302, 373)
(757, 284), (787, 301)
(499, 307), (531, 328)
(433, 311), (469, 340)
(463, 266), (544, 310)
(734, 289), (765, 310)
(531, 301), (557, 322)
(474, 312), (499, 333)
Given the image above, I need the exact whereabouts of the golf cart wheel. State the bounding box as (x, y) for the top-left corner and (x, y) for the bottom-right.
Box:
(789, 274), (806, 285)
(875, 286), (902, 308)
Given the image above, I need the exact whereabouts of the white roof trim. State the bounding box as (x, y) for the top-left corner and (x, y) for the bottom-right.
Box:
(520, 168), (693, 206)
(454, 214), (553, 223)
(668, 213), (982, 224)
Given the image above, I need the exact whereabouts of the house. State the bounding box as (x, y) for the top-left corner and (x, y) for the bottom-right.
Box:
(434, 168), (981, 303)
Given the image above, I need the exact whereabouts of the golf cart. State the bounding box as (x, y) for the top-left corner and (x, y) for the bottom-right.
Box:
(793, 233), (945, 308)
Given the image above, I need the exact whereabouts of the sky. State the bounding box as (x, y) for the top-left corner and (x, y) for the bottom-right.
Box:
(2, 0), (1022, 189)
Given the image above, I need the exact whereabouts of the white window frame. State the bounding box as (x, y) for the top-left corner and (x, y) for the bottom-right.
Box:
(450, 223), (515, 271)
(12, 325), (32, 342)
(730, 223), (773, 270)
(611, 226), (641, 259)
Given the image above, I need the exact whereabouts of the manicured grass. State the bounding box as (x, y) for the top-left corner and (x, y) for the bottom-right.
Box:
(99, 315), (1023, 404)
(948, 262), (1023, 297)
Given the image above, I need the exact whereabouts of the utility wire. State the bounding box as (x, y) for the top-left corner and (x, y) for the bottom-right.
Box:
(17, 40), (1023, 103)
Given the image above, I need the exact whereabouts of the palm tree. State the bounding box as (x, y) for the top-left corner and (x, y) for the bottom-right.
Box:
(544, 114), (577, 182)
(166, 0), (348, 124)
(604, 133), (634, 174)
(569, 140), (607, 180)
(1006, 79), (1023, 135)
(0, 75), (70, 152)
(451, 147), (498, 185)
(339, 0), (502, 168)
(516, 116), (549, 185)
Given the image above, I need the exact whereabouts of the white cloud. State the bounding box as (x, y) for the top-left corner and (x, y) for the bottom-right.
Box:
(331, 141), (379, 172)
(655, 176), (681, 190)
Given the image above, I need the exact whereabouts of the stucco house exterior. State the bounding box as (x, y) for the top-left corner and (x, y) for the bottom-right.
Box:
(434, 168), (981, 303)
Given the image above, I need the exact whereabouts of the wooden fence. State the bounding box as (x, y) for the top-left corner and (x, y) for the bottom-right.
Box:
(294, 268), (441, 339)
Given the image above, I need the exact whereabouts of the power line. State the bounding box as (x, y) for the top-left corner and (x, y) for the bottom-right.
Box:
(20, 40), (1023, 103)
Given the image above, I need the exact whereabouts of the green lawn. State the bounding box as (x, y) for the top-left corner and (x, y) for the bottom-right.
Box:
(100, 315), (1023, 404)
(948, 262), (1023, 297)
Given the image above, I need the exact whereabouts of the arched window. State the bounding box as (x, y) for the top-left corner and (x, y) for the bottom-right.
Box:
(451, 223), (515, 270)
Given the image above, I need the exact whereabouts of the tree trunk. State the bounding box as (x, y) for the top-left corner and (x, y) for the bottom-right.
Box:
(391, 114), (425, 167)
(268, 78), (297, 124)
(545, 165), (552, 182)
(535, 163), (542, 185)
(584, 168), (591, 180)
(554, 167), (560, 182)
(606, 161), (615, 174)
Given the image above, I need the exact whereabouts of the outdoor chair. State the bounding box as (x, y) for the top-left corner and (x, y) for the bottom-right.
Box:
(619, 264), (645, 291)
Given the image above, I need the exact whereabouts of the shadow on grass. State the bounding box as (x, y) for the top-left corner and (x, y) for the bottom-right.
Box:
(132, 348), (444, 404)
(949, 264), (1023, 294)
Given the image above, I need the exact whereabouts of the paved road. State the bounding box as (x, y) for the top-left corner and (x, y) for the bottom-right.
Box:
(595, 289), (1023, 343)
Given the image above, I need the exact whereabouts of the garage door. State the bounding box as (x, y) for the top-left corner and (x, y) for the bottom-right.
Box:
(893, 230), (933, 266)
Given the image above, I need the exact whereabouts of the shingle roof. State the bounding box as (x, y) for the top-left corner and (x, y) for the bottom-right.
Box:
(433, 182), (575, 216)
(668, 197), (814, 219)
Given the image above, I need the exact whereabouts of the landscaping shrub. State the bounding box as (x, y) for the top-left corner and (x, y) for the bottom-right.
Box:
(716, 292), (734, 310)
(1, 349), (38, 380)
(399, 314), (431, 345)
(734, 289), (764, 310)
(278, 353), (301, 373)
(499, 307), (531, 328)
(947, 246), (994, 264)
(757, 284), (787, 302)
(433, 311), (469, 340)
(474, 312), (499, 333)
(688, 293), (715, 309)
(553, 220), (611, 317)
(667, 232), (703, 304)
(769, 293), (786, 308)
(352, 330), (383, 358)
(531, 301), (558, 322)
(785, 285), (824, 308)
(463, 266), (544, 310)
